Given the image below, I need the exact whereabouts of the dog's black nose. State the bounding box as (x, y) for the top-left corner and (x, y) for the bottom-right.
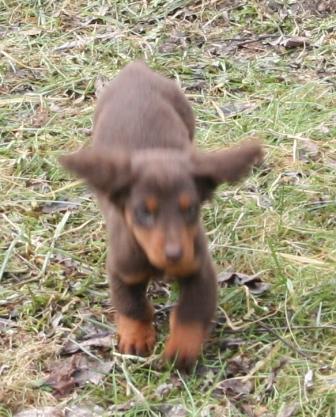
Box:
(165, 244), (183, 263)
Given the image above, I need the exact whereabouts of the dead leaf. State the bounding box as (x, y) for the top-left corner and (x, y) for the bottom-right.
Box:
(256, 194), (273, 209)
(276, 403), (299, 417)
(40, 200), (80, 214)
(14, 408), (63, 417)
(0, 317), (18, 329)
(317, 0), (336, 13)
(318, 124), (330, 134)
(155, 383), (174, 399)
(217, 271), (270, 294)
(227, 354), (253, 376)
(220, 101), (258, 118)
(304, 369), (314, 390)
(296, 138), (320, 162)
(61, 333), (115, 355)
(240, 404), (272, 417)
(21, 28), (42, 36)
(95, 75), (110, 98)
(44, 356), (78, 395)
(44, 354), (113, 396)
(54, 31), (119, 52)
(265, 359), (288, 393)
(158, 42), (179, 54)
(280, 171), (303, 185)
(160, 404), (188, 417)
(325, 157), (336, 170)
(31, 107), (49, 128)
(108, 400), (137, 413)
(198, 367), (217, 390)
(51, 253), (93, 276)
(217, 378), (253, 398)
(185, 79), (207, 92)
(282, 36), (309, 48)
(74, 359), (114, 386)
(65, 405), (104, 417)
(200, 405), (230, 417)
(49, 103), (62, 113)
(219, 338), (246, 350)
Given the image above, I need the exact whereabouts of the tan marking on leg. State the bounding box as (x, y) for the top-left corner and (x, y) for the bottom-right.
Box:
(164, 309), (206, 369)
(117, 313), (156, 356)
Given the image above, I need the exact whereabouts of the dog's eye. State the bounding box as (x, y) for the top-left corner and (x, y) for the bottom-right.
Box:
(183, 204), (198, 223)
(134, 205), (156, 227)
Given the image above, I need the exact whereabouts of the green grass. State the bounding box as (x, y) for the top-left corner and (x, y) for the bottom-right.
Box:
(1, 1), (336, 416)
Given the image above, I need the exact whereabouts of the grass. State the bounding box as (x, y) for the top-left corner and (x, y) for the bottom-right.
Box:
(1, 1), (336, 416)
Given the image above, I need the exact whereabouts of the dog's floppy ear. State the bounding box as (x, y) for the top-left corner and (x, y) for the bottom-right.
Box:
(59, 147), (132, 203)
(192, 139), (263, 200)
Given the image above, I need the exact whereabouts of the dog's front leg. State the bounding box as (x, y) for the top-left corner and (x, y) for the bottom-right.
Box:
(164, 259), (217, 369)
(109, 274), (155, 356)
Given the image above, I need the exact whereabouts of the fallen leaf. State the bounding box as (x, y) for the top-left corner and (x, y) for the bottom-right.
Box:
(51, 253), (93, 276)
(0, 317), (18, 329)
(217, 378), (253, 398)
(276, 403), (299, 417)
(155, 383), (174, 399)
(325, 157), (336, 170)
(74, 359), (114, 386)
(160, 404), (188, 417)
(49, 103), (62, 113)
(44, 356), (78, 395)
(14, 408), (63, 417)
(97, 5), (109, 16)
(185, 79), (207, 92)
(265, 359), (288, 393)
(296, 138), (320, 162)
(0, 364), (10, 376)
(256, 194), (273, 209)
(61, 333), (115, 355)
(200, 405), (230, 417)
(239, 404), (272, 417)
(282, 36), (309, 48)
(220, 101), (258, 118)
(219, 338), (246, 350)
(318, 124), (330, 134)
(198, 367), (217, 390)
(227, 354), (253, 376)
(304, 369), (314, 390)
(65, 405), (104, 417)
(54, 32), (119, 52)
(40, 200), (80, 214)
(31, 107), (49, 128)
(158, 42), (179, 54)
(44, 354), (113, 396)
(108, 400), (137, 413)
(217, 271), (270, 294)
(95, 75), (110, 98)
(317, 0), (336, 13)
(21, 28), (42, 36)
(280, 171), (303, 185)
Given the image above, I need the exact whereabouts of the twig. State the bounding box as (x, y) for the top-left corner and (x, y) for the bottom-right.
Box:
(257, 322), (313, 360)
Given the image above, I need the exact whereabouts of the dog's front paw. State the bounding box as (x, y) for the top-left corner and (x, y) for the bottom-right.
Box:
(116, 314), (155, 356)
(164, 316), (205, 370)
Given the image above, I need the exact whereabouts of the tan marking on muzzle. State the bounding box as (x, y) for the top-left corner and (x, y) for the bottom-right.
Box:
(125, 209), (199, 276)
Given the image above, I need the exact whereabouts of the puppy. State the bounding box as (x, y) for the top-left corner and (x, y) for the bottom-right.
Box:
(60, 61), (262, 368)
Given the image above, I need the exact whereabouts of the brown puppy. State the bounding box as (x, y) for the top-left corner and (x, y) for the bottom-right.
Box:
(60, 61), (262, 369)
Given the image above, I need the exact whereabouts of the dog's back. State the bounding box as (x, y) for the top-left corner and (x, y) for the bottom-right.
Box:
(93, 61), (195, 152)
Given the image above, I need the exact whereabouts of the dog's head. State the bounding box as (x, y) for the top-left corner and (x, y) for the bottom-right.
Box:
(60, 140), (262, 276)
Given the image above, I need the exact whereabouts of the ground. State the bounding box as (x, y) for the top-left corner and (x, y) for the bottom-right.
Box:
(1, 1), (336, 416)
